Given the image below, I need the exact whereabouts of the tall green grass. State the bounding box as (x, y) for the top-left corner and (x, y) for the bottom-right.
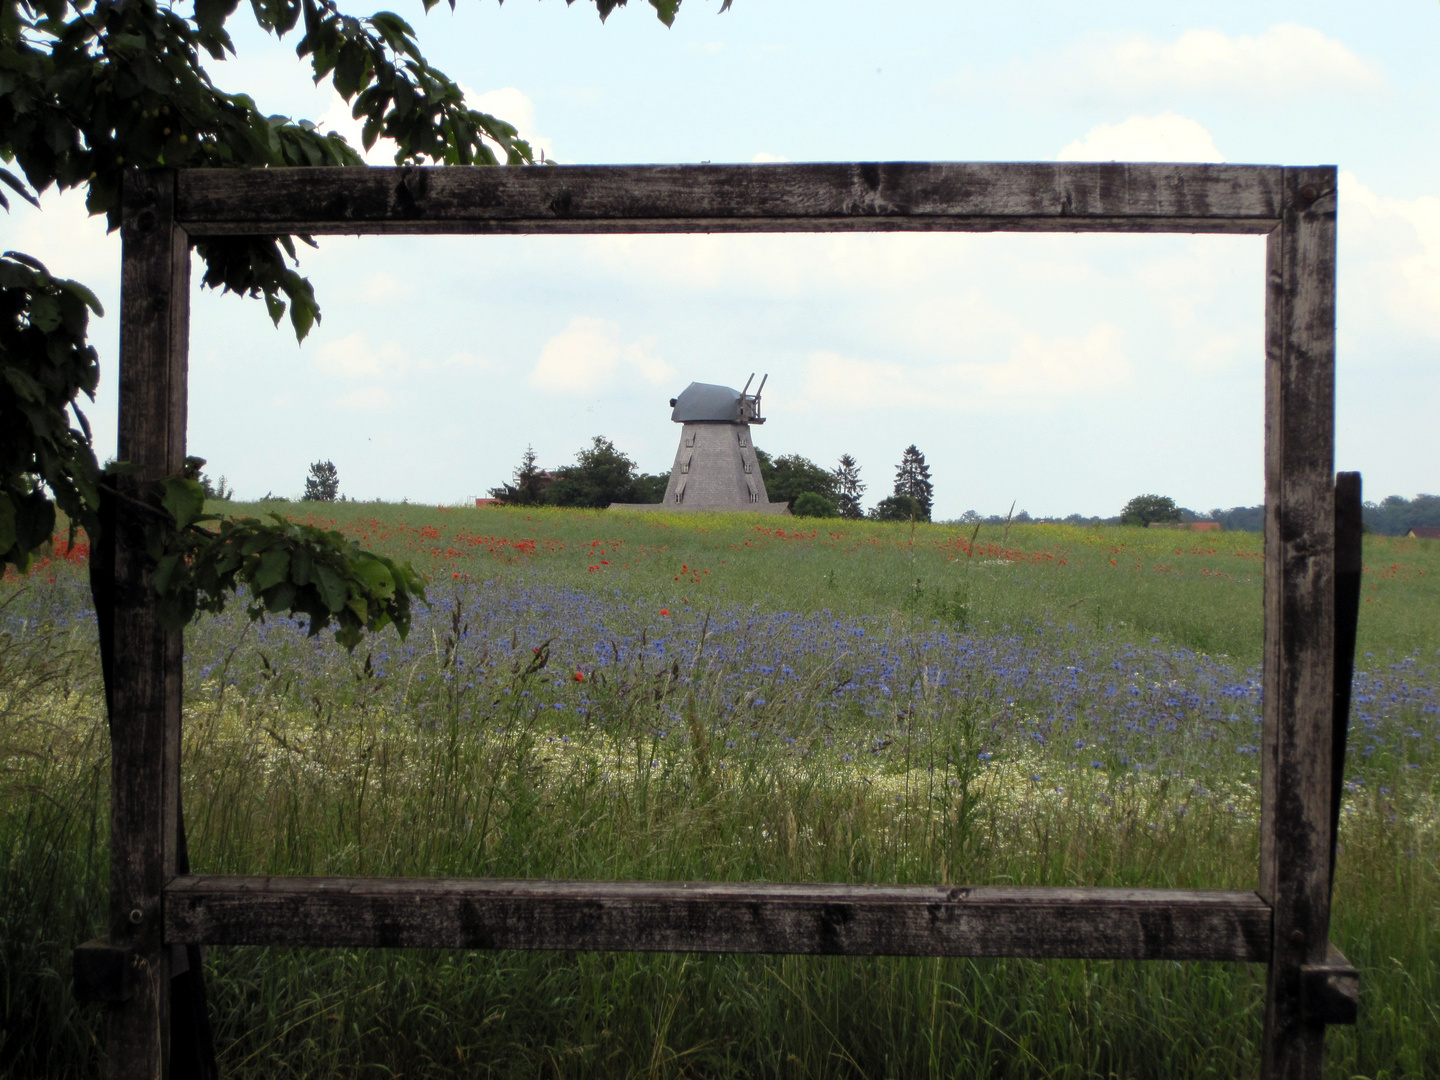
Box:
(1, 505), (1436, 1078)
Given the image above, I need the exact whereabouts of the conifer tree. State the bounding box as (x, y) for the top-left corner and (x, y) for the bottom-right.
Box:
(834, 453), (866, 519)
(892, 445), (933, 521)
(303, 460), (340, 502)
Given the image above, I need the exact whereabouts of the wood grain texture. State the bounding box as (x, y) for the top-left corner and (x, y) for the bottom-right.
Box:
(112, 168), (190, 1079)
(173, 163), (1283, 236)
(164, 876), (1272, 962)
(1259, 166), (1339, 1079)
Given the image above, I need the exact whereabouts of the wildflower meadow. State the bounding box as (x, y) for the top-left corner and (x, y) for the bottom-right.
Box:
(1, 503), (1435, 1078)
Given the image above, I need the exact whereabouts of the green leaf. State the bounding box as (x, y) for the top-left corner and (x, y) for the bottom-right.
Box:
(195, 0), (242, 35)
(60, 278), (104, 316)
(161, 477), (206, 530)
(3, 366), (45, 403)
(27, 293), (61, 332)
(648, 0), (680, 26)
(264, 580), (297, 612)
(153, 551), (182, 595)
(290, 545), (313, 585)
(353, 554), (395, 599)
(314, 563), (348, 612)
(2, 251), (48, 274)
(253, 546), (291, 590)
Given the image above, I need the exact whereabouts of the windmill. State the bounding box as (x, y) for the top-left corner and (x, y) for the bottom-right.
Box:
(646, 374), (788, 513)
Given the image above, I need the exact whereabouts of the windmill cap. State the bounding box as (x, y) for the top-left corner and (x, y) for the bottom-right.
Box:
(670, 382), (745, 423)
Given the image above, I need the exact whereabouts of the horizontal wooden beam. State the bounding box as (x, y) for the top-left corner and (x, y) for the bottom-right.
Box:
(164, 876), (1272, 962)
(173, 163), (1284, 236)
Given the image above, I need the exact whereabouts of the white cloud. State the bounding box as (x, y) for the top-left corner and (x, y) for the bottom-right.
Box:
(6, 185), (119, 284)
(1058, 113), (1225, 163)
(803, 324), (1130, 412)
(529, 317), (675, 393)
(964, 24), (1381, 104)
(1092, 24), (1379, 97)
(1340, 171), (1440, 342)
(316, 331), (409, 380)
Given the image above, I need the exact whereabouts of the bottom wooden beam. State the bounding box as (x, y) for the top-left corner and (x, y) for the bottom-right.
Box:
(164, 876), (1271, 962)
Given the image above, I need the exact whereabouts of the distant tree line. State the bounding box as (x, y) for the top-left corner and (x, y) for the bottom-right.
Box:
(489, 439), (668, 509)
(490, 439), (938, 521)
(949, 493), (1440, 534)
(1195, 494), (1440, 535)
(759, 443), (935, 521)
(490, 445), (1440, 534)
(1359, 493), (1440, 536)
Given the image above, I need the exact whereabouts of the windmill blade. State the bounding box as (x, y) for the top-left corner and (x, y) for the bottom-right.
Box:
(755, 374), (768, 398)
(741, 373), (755, 396)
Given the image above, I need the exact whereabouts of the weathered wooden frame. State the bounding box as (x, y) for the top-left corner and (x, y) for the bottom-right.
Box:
(95, 162), (1352, 1079)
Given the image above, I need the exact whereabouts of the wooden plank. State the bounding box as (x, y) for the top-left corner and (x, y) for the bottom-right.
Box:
(112, 169), (190, 1079)
(1300, 942), (1359, 1026)
(1259, 167), (1339, 1079)
(173, 163), (1283, 236)
(164, 876), (1272, 962)
(1331, 472), (1363, 891)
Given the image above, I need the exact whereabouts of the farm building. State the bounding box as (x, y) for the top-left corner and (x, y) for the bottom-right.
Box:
(1407, 526), (1440, 539)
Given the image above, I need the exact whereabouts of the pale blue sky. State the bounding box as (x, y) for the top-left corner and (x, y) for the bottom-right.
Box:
(10, 1), (1440, 517)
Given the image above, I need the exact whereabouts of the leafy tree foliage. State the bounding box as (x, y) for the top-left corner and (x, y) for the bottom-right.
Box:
(792, 491), (838, 518)
(892, 445), (933, 521)
(0, 253), (101, 569)
(489, 445), (551, 505)
(833, 453), (865, 519)
(547, 436), (643, 508)
(1120, 494), (1181, 527)
(632, 471), (669, 504)
(755, 449), (838, 510)
(152, 464), (421, 648)
(303, 460), (340, 501)
(1, 0), (721, 630)
(872, 494), (924, 522)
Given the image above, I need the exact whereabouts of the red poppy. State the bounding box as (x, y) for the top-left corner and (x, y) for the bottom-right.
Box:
(574, 671), (585, 682)
(659, 608), (669, 616)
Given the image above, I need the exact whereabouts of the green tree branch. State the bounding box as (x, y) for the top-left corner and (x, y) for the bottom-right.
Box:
(2, 0), (728, 638)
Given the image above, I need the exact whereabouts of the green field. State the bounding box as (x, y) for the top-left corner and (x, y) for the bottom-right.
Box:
(2, 503), (1436, 1078)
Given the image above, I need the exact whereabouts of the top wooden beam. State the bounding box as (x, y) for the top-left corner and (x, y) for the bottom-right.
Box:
(174, 162), (1285, 236)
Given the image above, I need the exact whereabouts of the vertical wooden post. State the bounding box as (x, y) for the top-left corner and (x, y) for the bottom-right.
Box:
(111, 169), (188, 1079)
(1331, 472), (1363, 889)
(1259, 166), (1339, 1079)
